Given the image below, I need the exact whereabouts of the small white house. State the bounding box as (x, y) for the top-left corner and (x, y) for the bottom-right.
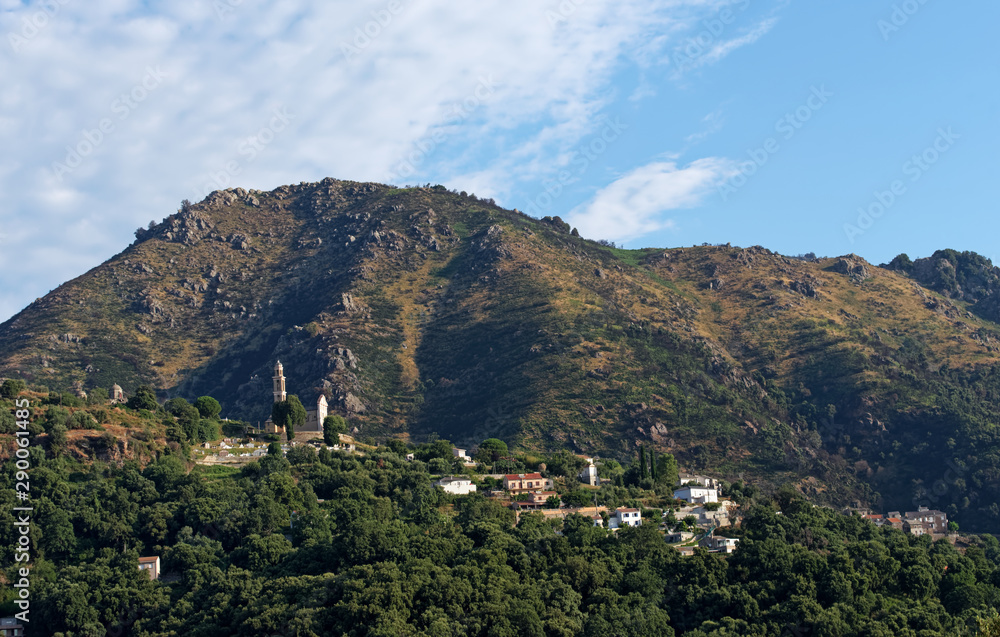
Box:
(677, 473), (720, 489)
(699, 535), (739, 554)
(674, 486), (718, 504)
(616, 508), (643, 527)
(452, 448), (476, 466)
(138, 556), (161, 580)
(592, 515), (604, 528)
(665, 531), (695, 543)
(435, 476), (477, 495)
(578, 461), (599, 487)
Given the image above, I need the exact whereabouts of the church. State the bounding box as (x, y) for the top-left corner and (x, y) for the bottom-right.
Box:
(264, 360), (327, 435)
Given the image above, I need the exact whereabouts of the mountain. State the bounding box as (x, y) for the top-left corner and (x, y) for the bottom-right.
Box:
(3, 178), (1000, 528)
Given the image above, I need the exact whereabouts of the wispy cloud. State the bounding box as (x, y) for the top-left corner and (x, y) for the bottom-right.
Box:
(0, 0), (781, 322)
(567, 158), (739, 243)
(701, 17), (779, 66)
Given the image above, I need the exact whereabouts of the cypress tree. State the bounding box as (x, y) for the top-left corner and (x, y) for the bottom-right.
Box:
(639, 445), (647, 478)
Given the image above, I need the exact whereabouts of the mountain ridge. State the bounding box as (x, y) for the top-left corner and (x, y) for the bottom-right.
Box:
(4, 178), (1000, 528)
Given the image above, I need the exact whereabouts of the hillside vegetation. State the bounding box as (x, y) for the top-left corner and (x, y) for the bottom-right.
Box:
(3, 179), (1000, 528)
(6, 447), (1000, 636)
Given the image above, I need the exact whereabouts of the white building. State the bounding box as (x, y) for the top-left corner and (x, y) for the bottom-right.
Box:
(592, 515), (604, 528)
(138, 556), (161, 580)
(615, 508), (643, 527)
(699, 535), (739, 554)
(674, 486), (719, 504)
(677, 473), (721, 489)
(452, 448), (477, 466)
(578, 458), (599, 486)
(435, 476), (477, 495)
(665, 531), (695, 544)
(265, 361), (329, 434)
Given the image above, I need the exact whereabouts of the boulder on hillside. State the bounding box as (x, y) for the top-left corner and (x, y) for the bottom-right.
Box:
(828, 255), (872, 284)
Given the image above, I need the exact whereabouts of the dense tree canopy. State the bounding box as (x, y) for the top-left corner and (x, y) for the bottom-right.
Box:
(193, 395), (222, 420)
(0, 378), (26, 399)
(126, 385), (159, 411)
(2, 435), (999, 637)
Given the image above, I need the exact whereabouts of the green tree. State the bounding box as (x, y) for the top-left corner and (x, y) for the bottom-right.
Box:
(69, 411), (96, 430)
(272, 395), (306, 439)
(0, 378), (26, 399)
(42, 406), (70, 432)
(87, 387), (109, 405)
(50, 423), (68, 453)
(545, 495), (562, 509)
(639, 445), (647, 478)
(127, 385), (159, 411)
(0, 409), (15, 434)
(165, 397), (201, 442)
(194, 396), (222, 419)
(475, 438), (509, 463)
(323, 415), (348, 445)
(287, 445), (317, 465)
(979, 611), (1000, 637)
(655, 453), (679, 487)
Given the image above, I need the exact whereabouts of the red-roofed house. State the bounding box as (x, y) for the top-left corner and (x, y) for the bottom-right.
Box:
(504, 473), (553, 493)
(615, 508), (642, 528)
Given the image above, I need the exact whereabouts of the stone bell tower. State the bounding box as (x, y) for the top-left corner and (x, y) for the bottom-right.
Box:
(273, 361), (287, 403)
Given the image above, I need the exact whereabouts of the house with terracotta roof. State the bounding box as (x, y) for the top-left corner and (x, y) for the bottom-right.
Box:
(512, 491), (561, 510)
(614, 508), (642, 528)
(503, 473), (553, 493)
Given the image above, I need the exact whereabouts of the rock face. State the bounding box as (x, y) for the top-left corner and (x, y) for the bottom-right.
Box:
(889, 249), (1000, 322)
(829, 255), (872, 284)
(341, 392), (365, 413)
(141, 208), (216, 246)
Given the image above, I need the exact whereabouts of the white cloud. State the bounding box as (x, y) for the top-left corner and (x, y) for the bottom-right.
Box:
(567, 158), (739, 243)
(698, 17), (778, 67)
(0, 0), (780, 322)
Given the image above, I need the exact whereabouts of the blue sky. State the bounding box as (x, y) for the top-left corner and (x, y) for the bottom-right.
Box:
(1, 0), (997, 322)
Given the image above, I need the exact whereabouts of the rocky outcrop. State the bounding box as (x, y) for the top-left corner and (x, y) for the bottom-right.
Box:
(829, 255), (872, 284)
